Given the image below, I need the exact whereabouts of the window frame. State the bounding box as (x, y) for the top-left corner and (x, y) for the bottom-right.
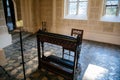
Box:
(64, 0), (88, 20)
(103, 0), (120, 16)
(100, 0), (120, 22)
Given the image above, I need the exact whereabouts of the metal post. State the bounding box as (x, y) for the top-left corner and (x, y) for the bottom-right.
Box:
(19, 28), (26, 80)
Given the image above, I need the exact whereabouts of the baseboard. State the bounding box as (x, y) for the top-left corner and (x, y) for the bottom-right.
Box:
(83, 31), (120, 45)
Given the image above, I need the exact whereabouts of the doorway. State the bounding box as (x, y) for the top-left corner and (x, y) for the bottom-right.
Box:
(2, 0), (16, 32)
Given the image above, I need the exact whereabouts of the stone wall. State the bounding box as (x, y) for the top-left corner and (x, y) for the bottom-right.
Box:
(20, 0), (41, 33)
(13, 0), (21, 20)
(15, 0), (53, 33)
(0, 0), (8, 34)
(16, 0), (120, 45)
(40, 0), (53, 32)
(53, 0), (120, 45)
(0, 0), (12, 48)
(54, 0), (120, 35)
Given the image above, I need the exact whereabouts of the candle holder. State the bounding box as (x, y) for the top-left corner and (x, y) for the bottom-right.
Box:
(42, 21), (47, 31)
(16, 20), (26, 80)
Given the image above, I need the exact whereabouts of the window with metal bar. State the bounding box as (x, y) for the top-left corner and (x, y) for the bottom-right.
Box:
(104, 0), (120, 16)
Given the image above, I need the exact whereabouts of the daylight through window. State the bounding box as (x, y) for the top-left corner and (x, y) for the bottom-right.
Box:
(64, 0), (88, 19)
(104, 0), (120, 16)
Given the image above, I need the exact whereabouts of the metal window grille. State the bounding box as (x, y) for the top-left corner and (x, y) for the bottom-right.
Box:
(104, 0), (120, 16)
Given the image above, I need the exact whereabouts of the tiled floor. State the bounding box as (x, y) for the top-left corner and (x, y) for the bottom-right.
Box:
(79, 40), (120, 80)
(1, 33), (120, 80)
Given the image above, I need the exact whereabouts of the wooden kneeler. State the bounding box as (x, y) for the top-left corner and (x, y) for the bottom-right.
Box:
(37, 30), (82, 80)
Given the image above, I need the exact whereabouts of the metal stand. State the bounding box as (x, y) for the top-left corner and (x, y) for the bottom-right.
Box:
(42, 21), (47, 32)
(19, 28), (26, 80)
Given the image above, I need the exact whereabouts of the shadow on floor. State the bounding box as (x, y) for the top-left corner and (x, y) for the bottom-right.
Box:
(2, 34), (120, 80)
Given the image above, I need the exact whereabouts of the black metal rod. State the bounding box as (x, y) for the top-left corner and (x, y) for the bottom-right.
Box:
(37, 35), (41, 69)
(19, 28), (26, 80)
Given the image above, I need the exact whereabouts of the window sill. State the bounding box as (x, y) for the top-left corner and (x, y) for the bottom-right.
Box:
(64, 15), (87, 20)
(100, 15), (120, 22)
